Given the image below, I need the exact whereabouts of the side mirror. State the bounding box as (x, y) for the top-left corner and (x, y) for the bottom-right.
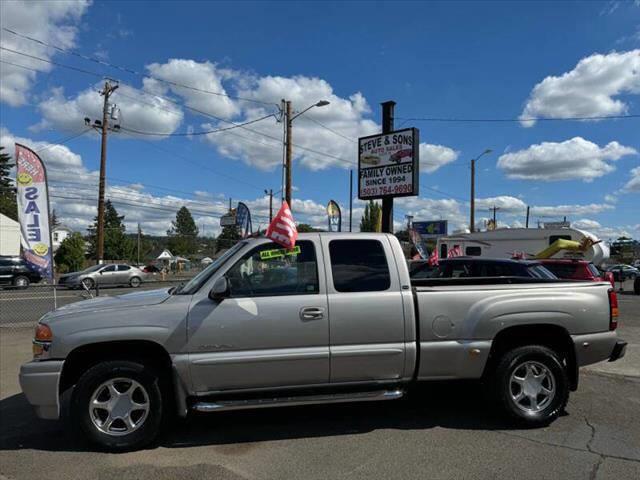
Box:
(209, 276), (229, 302)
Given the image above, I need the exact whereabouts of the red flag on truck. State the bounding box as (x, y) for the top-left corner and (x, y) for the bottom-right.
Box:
(266, 201), (298, 249)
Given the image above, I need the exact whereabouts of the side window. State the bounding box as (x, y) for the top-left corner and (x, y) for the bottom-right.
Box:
(0, 259), (10, 267)
(549, 235), (571, 245)
(465, 246), (481, 256)
(102, 265), (116, 272)
(446, 263), (472, 278)
(226, 240), (318, 297)
(117, 265), (131, 271)
(440, 243), (448, 259)
(329, 239), (390, 292)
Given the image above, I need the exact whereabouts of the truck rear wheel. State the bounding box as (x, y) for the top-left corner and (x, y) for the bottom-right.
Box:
(494, 345), (568, 426)
(71, 360), (164, 451)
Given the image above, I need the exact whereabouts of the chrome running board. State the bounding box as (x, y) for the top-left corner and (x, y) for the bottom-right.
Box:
(192, 389), (404, 413)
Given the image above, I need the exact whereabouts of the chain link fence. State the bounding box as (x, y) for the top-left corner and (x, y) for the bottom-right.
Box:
(0, 278), (187, 331)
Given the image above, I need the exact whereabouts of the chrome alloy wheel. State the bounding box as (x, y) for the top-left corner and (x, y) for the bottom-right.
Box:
(89, 378), (150, 436)
(509, 361), (556, 414)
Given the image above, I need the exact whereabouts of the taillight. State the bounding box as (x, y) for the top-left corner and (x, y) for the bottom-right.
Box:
(608, 289), (618, 331)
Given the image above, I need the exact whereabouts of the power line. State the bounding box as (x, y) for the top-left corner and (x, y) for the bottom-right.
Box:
(118, 113), (276, 137)
(2, 27), (276, 107)
(396, 114), (640, 123)
(34, 128), (93, 153)
(304, 117), (356, 143)
(0, 45), (104, 78)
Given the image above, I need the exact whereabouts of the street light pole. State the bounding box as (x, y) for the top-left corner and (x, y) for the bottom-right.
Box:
(283, 99), (330, 212)
(469, 148), (492, 233)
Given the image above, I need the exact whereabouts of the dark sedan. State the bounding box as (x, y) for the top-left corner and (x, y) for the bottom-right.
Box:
(0, 256), (43, 288)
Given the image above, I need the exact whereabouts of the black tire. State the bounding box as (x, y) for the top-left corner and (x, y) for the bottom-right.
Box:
(129, 276), (142, 288)
(81, 278), (95, 290)
(71, 360), (165, 451)
(13, 275), (30, 289)
(493, 345), (568, 426)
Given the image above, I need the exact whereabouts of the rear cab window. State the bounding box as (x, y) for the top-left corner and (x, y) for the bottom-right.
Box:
(328, 239), (390, 292)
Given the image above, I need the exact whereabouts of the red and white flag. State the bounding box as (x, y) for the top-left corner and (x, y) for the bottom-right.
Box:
(266, 201), (298, 249)
(427, 249), (439, 266)
(447, 245), (463, 258)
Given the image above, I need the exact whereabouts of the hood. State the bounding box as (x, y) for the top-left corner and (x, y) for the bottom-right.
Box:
(44, 288), (173, 320)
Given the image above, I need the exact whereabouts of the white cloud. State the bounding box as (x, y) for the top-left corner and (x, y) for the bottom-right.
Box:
(497, 137), (637, 182)
(623, 166), (640, 192)
(604, 194), (618, 203)
(519, 50), (640, 126)
(0, 0), (90, 106)
(145, 59), (240, 119)
(420, 144), (459, 173)
(34, 83), (184, 136)
(529, 203), (614, 217)
(474, 195), (527, 214)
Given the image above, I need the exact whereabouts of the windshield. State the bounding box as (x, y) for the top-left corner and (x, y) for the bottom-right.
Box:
(175, 241), (246, 295)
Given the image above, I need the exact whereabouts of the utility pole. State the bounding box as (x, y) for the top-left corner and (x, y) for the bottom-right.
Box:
(470, 158), (476, 233)
(406, 215), (414, 230)
(525, 206), (530, 228)
(381, 101), (395, 233)
(265, 189), (273, 223)
(489, 205), (501, 227)
(469, 149), (492, 233)
(284, 100), (293, 210)
(137, 223), (141, 266)
(95, 80), (118, 264)
(349, 170), (353, 232)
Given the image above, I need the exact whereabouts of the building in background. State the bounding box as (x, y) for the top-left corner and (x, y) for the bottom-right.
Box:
(0, 213), (20, 256)
(52, 225), (73, 252)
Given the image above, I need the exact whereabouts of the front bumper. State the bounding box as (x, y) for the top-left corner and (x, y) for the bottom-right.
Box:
(609, 340), (627, 362)
(19, 360), (64, 420)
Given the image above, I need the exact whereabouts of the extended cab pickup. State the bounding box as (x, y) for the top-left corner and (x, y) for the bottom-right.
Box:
(19, 233), (627, 450)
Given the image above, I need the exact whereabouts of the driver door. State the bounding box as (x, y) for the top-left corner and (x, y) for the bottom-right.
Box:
(186, 238), (330, 393)
(98, 264), (117, 285)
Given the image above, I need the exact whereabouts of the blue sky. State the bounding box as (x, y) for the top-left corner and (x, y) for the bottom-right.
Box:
(1, 0), (639, 239)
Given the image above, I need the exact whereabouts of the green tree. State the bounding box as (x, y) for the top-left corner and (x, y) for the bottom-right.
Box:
(167, 206), (199, 255)
(87, 200), (135, 261)
(54, 232), (86, 273)
(359, 200), (381, 232)
(297, 223), (320, 233)
(216, 225), (241, 252)
(0, 146), (17, 221)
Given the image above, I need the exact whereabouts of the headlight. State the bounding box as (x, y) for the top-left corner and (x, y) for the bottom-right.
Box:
(33, 323), (53, 359)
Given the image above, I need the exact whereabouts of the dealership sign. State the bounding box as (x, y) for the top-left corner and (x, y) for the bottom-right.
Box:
(413, 220), (448, 238)
(358, 128), (419, 200)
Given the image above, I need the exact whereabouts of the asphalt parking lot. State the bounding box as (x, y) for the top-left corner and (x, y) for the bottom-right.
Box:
(0, 289), (638, 480)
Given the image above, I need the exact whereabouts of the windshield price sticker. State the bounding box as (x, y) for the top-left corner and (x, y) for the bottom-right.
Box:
(260, 245), (301, 260)
(358, 128), (419, 200)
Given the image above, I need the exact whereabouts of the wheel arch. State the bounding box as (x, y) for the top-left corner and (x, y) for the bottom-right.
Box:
(60, 340), (174, 397)
(483, 324), (578, 391)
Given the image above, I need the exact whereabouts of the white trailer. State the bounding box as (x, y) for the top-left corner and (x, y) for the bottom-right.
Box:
(436, 227), (609, 265)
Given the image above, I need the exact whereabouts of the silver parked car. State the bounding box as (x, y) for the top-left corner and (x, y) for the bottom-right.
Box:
(58, 264), (146, 289)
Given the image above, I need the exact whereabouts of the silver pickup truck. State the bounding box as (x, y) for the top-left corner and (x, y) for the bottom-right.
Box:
(20, 233), (626, 451)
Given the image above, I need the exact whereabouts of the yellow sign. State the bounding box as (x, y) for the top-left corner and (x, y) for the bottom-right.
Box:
(260, 245), (301, 260)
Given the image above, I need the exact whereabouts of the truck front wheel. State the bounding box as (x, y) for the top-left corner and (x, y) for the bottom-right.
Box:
(494, 345), (569, 426)
(71, 360), (165, 451)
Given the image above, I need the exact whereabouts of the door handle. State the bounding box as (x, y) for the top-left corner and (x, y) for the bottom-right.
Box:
(300, 307), (325, 320)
